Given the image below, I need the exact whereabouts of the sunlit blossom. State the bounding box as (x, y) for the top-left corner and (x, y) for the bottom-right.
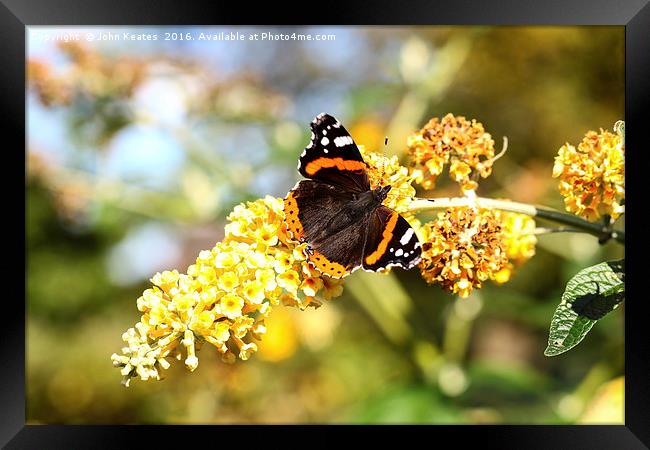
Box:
(112, 196), (345, 386)
(358, 145), (418, 214)
(491, 211), (537, 284)
(406, 113), (496, 192)
(418, 207), (508, 298)
(552, 126), (625, 221)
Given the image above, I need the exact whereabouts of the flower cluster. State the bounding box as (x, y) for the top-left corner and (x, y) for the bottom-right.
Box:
(491, 210), (537, 284)
(418, 207), (508, 298)
(358, 145), (418, 214)
(552, 127), (625, 221)
(497, 211), (537, 263)
(418, 207), (536, 297)
(112, 196), (344, 386)
(406, 113), (496, 192)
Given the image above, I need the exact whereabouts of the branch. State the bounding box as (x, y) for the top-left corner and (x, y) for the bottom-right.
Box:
(408, 197), (625, 244)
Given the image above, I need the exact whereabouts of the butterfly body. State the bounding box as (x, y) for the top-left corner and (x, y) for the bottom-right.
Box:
(284, 113), (422, 279)
(310, 185), (390, 242)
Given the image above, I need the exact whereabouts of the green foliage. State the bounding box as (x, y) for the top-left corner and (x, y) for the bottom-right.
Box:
(545, 260), (624, 356)
(348, 385), (463, 423)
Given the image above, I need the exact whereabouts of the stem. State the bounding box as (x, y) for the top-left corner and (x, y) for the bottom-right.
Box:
(408, 197), (625, 244)
(532, 226), (583, 235)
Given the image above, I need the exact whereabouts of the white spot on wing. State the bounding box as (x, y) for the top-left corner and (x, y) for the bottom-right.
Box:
(321, 137), (329, 146)
(322, 129), (327, 135)
(324, 149), (328, 153)
(300, 149), (306, 157)
(395, 249), (404, 257)
(400, 229), (414, 245)
(334, 136), (353, 147)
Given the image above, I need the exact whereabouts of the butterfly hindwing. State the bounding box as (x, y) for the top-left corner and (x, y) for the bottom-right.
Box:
(284, 179), (369, 278)
(298, 113), (370, 192)
(362, 206), (422, 272)
(307, 215), (371, 278)
(285, 180), (355, 242)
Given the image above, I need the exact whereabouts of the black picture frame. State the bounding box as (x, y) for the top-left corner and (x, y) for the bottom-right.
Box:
(5, 0), (647, 447)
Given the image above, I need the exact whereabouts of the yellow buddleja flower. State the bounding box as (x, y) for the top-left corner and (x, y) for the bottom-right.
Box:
(552, 126), (625, 221)
(358, 145), (417, 214)
(418, 207), (508, 298)
(406, 113), (496, 192)
(111, 195), (344, 387)
(498, 211), (537, 263)
(491, 211), (537, 284)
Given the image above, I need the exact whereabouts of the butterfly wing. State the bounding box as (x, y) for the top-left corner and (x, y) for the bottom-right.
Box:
(308, 217), (372, 278)
(362, 205), (422, 272)
(284, 179), (370, 278)
(298, 113), (370, 193)
(286, 113), (420, 279)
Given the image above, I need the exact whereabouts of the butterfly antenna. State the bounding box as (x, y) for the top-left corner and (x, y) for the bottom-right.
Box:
(379, 136), (389, 187)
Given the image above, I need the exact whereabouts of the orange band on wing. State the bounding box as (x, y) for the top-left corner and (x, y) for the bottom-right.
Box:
(364, 213), (399, 265)
(305, 157), (367, 176)
(309, 250), (350, 278)
(283, 192), (304, 241)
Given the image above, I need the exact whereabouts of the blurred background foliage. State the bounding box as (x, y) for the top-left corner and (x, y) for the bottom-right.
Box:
(26, 26), (624, 424)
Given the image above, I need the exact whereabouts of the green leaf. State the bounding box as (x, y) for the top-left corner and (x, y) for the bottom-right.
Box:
(544, 260), (624, 357)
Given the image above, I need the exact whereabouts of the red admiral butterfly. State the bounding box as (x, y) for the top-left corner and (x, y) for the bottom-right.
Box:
(283, 113), (422, 279)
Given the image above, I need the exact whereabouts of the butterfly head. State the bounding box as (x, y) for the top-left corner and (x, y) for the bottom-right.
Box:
(372, 184), (392, 204)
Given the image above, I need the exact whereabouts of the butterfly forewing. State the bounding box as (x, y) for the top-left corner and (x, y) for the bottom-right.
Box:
(298, 113), (370, 192)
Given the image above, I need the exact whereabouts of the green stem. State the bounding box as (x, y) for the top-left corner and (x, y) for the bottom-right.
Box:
(532, 226), (583, 235)
(408, 197), (625, 244)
